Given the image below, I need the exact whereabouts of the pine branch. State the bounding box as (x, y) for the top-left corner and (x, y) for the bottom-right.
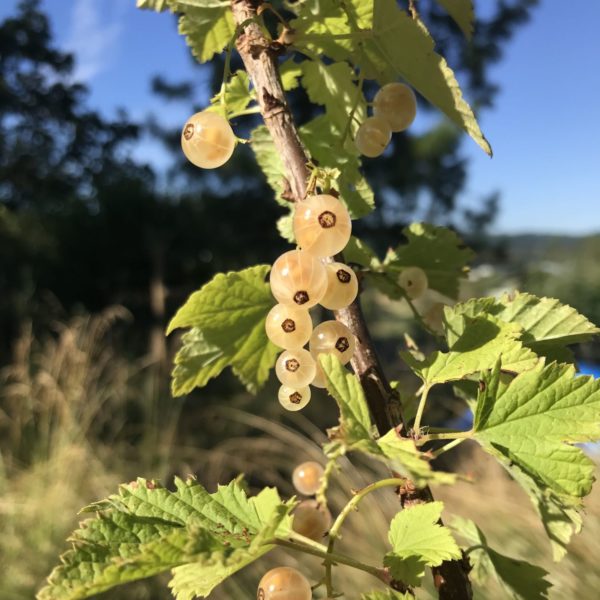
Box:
(230, 1), (472, 597)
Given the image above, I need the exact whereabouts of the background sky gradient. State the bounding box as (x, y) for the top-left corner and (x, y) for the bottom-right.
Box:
(2, 0), (598, 234)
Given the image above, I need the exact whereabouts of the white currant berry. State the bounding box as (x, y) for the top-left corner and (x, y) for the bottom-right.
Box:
(293, 194), (352, 257)
(275, 349), (317, 388)
(310, 320), (356, 365)
(292, 461), (324, 496)
(399, 266), (428, 299)
(355, 116), (391, 158)
(423, 302), (446, 333)
(270, 250), (328, 308)
(292, 500), (332, 541)
(257, 566), (312, 600)
(181, 111), (235, 169)
(373, 82), (417, 132)
(310, 363), (327, 389)
(320, 262), (358, 310)
(265, 304), (313, 350)
(278, 385), (311, 411)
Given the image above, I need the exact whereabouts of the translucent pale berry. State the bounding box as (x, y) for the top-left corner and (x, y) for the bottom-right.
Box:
(293, 195), (352, 257)
(320, 262), (358, 310)
(355, 116), (391, 158)
(181, 111), (235, 169)
(310, 320), (356, 365)
(275, 349), (317, 388)
(292, 500), (332, 541)
(398, 266), (428, 299)
(265, 304), (313, 350)
(311, 364), (327, 389)
(373, 82), (417, 132)
(270, 250), (328, 308)
(278, 385), (311, 411)
(257, 566), (312, 600)
(292, 461), (324, 496)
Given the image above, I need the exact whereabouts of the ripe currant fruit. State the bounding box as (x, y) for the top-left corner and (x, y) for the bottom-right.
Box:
(278, 385), (311, 411)
(292, 500), (332, 541)
(292, 461), (324, 496)
(270, 250), (328, 308)
(181, 111), (235, 169)
(310, 363), (327, 389)
(398, 266), (428, 299)
(293, 194), (352, 257)
(319, 262), (358, 310)
(310, 320), (356, 365)
(275, 349), (317, 388)
(373, 82), (417, 132)
(265, 304), (313, 350)
(355, 116), (391, 158)
(257, 566), (312, 600)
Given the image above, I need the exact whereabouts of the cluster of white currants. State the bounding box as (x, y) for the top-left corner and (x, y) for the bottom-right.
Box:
(257, 462), (327, 600)
(266, 194), (359, 411)
(180, 111), (235, 169)
(355, 82), (417, 158)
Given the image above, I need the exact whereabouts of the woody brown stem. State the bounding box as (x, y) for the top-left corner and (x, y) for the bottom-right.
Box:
(230, 1), (471, 597)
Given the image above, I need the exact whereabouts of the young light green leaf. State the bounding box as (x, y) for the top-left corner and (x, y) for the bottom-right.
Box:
(280, 58), (303, 91)
(320, 353), (380, 455)
(402, 316), (539, 387)
(383, 223), (474, 299)
(167, 265), (278, 394)
(444, 293), (600, 352)
(371, 0), (491, 154)
(344, 235), (380, 268)
(301, 60), (367, 134)
(450, 517), (551, 599)
(207, 70), (253, 116)
(362, 591), (412, 600)
(384, 502), (461, 586)
(38, 478), (294, 600)
(377, 429), (456, 486)
(177, 2), (235, 64)
(473, 361), (600, 502)
(435, 0), (474, 39)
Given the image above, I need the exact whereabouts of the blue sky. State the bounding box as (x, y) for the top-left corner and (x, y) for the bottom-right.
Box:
(2, 0), (599, 235)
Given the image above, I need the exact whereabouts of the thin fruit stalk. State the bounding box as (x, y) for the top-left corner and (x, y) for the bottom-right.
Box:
(229, 1), (472, 598)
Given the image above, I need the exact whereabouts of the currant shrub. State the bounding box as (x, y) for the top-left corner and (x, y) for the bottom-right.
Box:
(265, 304), (313, 350)
(278, 385), (311, 411)
(275, 349), (317, 388)
(310, 320), (356, 365)
(319, 262), (358, 310)
(293, 194), (352, 257)
(373, 82), (417, 132)
(355, 116), (391, 158)
(181, 111), (235, 169)
(270, 250), (328, 308)
(398, 266), (428, 299)
(257, 566), (312, 600)
(292, 500), (332, 541)
(292, 461), (324, 496)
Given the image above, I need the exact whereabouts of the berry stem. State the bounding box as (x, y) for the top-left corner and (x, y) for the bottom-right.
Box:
(429, 438), (466, 459)
(417, 430), (474, 445)
(412, 384), (430, 434)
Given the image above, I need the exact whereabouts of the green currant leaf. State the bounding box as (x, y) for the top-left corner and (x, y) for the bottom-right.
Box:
(402, 316), (539, 387)
(473, 360), (600, 503)
(38, 478), (294, 600)
(301, 60), (367, 135)
(434, 0), (474, 39)
(250, 125), (288, 205)
(280, 58), (303, 91)
(343, 235), (380, 268)
(384, 502), (461, 586)
(450, 517), (551, 599)
(207, 70), (254, 116)
(444, 293), (600, 356)
(382, 223), (474, 300)
(167, 265), (278, 395)
(361, 591), (413, 600)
